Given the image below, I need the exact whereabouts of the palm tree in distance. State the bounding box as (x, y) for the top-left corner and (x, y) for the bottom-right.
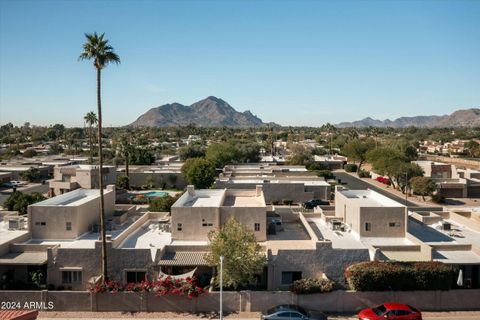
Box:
(79, 32), (120, 282)
(84, 111), (98, 164)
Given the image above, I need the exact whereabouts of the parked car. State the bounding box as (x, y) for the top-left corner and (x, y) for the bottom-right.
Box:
(358, 303), (422, 320)
(261, 304), (327, 320)
(302, 199), (329, 209)
(2, 180), (24, 188)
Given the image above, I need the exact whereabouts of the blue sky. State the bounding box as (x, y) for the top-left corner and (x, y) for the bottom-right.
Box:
(0, 0), (479, 127)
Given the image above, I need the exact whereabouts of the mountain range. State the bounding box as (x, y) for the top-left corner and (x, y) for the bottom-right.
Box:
(336, 108), (480, 128)
(131, 96), (270, 127)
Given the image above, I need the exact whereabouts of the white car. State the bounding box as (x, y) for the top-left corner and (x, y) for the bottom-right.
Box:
(3, 181), (24, 188)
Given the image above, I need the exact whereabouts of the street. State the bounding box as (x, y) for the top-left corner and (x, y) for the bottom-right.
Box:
(36, 311), (480, 320)
(333, 171), (419, 207)
(0, 183), (50, 207)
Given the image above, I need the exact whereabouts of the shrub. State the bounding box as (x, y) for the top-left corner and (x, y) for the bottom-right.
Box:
(358, 169), (371, 178)
(344, 164), (358, 173)
(431, 194), (445, 204)
(291, 278), (334, 294)
(316, 170), (334, 180)
(149, 193), (182, 212)
(282, 199), (293, 205)
(345, 261), (455, 291)
(89, 276), (205, 299)
(271, 200), (280, 205)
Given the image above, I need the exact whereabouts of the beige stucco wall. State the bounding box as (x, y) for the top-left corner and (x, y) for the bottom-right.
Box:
(171, 206), (220, 241)
(29, 189), (115, 240)
(220, 206), (267, 242)
(359, 207), (406, 238)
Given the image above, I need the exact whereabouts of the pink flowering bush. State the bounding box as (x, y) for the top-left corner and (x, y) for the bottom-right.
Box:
(89, 276), (205, 299)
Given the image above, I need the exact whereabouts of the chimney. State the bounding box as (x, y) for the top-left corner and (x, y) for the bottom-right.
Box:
(187, 185), (195, 196)
(255, 185), (263, 196)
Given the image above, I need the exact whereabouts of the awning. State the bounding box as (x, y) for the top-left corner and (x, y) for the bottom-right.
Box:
(158, 251), (209, 266)
(0, 252), (47, 265)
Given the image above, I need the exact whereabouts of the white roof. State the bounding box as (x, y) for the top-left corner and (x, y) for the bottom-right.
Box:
(338, 189), (404, 207)
(30, 188), (104, 207)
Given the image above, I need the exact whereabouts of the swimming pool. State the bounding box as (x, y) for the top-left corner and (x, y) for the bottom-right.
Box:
(144, 191), (168, 198)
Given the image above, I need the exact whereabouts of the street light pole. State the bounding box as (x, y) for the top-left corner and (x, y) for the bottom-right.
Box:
(220, 255), (224, 320)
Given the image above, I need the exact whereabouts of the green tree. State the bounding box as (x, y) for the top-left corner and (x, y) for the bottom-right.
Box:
(20, 167), (41, 182)
(79, 31), (120, 282)
(205, 217), (266, 289)
(466, 140), (480, 158)
(342, 139), (375, 173)
(410, 176), (437, 201)
(179, 144), (205, 160)
(148, 193), (181, 212)
(23, 148), (37, 158)
(181, 158), (216, 189)
(129, 147), (155, 165)
(4, 192), (46, 214)
(116, 175), (129, 189)
(287, 145), (313, 165)
(84, 111), (98, 164)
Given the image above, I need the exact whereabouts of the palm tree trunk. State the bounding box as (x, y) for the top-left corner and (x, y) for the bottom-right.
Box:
(96, 67), (108, 282)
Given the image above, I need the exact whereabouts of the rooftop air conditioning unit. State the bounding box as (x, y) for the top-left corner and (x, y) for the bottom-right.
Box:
(442, 222), (451, 231)
(8, 217), (26, 230)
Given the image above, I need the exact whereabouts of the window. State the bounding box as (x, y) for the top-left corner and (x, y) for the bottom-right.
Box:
(66, 222), (72, 231)
(201, 219), (213, 227)
(281, 271), (302, 285)
(254, 223), (260, 231)
(35, 222), (46, 226)
(62, 270), (82, 284)
(276, 312), (291, 318)
(126, 271), (146, 283)
(365, 222), (371, 231)
(395, 310), (411, 316)
(389, 222), (400, 227)
(177, 223), (182, 231)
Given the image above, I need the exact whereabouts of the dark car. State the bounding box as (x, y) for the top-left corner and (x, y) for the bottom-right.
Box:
(261, 304), (327, 320)
(302, 199), (329, 209)
(358, 303), (422, 320)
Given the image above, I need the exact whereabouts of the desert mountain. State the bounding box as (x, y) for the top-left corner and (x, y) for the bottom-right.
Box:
(336, 108), (480, 128)
(131, 96), (269, 127)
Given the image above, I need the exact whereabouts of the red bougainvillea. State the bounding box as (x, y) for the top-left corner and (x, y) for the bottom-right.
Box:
(89, 276), (205, 299)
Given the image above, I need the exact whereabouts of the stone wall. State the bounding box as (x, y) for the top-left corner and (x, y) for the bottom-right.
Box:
(1, 289), (479, 312)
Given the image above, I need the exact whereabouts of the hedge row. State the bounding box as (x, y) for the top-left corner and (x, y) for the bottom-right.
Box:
(291, 278), (334, 294)
(345, 261), (455, 291)
(344, 164), (358, 172)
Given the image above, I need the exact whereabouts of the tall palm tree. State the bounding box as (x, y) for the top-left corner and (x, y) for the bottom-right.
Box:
(79, 32), (120, 282)
(84, 111), (98, 164)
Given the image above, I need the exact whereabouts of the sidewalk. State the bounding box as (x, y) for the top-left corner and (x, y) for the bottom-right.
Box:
(37, 310), (480, 319)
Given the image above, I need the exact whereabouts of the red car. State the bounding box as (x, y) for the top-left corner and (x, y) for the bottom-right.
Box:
(358, 303), (422, 320)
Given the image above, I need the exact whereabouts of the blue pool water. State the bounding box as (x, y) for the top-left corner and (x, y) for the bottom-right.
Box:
(144, 191), (168, 198)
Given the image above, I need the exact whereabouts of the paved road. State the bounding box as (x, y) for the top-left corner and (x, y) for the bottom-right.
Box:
(37, 315), (480, 320)
(334, 172), (419, 207)
(0, 183), (49, 207)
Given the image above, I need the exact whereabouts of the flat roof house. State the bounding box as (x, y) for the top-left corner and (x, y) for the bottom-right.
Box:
(28, 186), (116, 240)
(49, 164), (116, 196)
(171, 185), (267, 241)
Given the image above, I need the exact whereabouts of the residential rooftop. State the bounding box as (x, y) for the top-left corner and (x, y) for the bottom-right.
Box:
(173, 186), (266, 208)
(29, 188), (104, 207)
(337, 189), (405, 207)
